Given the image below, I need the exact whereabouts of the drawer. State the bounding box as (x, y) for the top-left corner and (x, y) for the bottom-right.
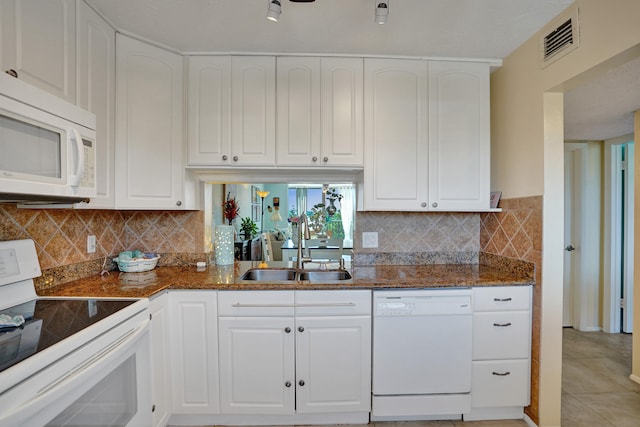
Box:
(472, 359), (530, 408)
(473, 311), (531, 360)
(295, 290), (371, 316)
(218, 290), (295, 316)
(473, 286), (531, 311)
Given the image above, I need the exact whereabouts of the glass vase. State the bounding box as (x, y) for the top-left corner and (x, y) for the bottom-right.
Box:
(215, 225), (234, 265)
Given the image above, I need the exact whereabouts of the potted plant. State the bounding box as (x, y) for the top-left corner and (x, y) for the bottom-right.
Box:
(239, 217), (258, 240)
(325, 188), (343, 216)
(223, 192), (239, 225)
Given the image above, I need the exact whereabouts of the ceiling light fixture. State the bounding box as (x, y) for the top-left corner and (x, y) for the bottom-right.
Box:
(375, 1), (389, 24)
(267, 0), (281, 22)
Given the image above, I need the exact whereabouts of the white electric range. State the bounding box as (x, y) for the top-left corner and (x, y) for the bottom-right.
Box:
(0, 239), (151, 427)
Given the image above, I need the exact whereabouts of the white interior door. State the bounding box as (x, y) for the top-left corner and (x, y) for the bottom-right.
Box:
(563, 151), (576, 327)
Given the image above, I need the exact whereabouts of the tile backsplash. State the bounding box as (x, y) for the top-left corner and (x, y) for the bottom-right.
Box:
(353, 211), (480, 265)
(0, 205), (204, 270)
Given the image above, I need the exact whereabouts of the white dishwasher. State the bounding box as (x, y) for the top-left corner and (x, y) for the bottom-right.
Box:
(372, 289), (473, 421)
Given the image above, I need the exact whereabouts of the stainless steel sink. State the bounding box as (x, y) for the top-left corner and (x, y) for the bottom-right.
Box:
(239, 268), (352, 281)
(240, 269), (298, 281)
(298, 270), (352, 281)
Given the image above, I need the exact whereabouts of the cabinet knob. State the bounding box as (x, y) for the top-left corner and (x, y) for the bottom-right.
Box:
(285, 381), (292, 387)
(233, 156), (238, 162)
(298, 380), (305, 386)
(312, 156), (318, 162)
(323, 157), (329, 163)
(298, 326), (304, 332)
(222, 155), (228, 161)
(152, 404), (156, 412)
(284, 327), (291, 333)
(432, 202), (438, 208)
(5, 69), (18, 78)
(176, 201), (182, 206)
(421, 202), (427, 208)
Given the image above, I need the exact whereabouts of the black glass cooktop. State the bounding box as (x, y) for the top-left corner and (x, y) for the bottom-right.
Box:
(0, 299), (136, 373)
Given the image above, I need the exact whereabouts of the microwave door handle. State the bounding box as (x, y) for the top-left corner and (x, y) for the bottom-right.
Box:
(68, 128), (85, 187)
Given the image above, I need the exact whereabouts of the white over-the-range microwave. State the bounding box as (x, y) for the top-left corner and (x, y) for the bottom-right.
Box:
(0, 72), (96, 204)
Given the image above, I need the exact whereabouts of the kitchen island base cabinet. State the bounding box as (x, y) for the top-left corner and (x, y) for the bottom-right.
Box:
(217, 290), (371, 423)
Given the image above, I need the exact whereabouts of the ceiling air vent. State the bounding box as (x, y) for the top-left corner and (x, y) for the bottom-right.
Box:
(540, 8), (579, 67)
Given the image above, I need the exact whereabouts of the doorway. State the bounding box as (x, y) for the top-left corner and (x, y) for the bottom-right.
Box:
(603, 138), (635, 333)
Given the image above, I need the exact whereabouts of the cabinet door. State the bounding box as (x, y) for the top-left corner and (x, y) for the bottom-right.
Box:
(428, 61), (490, 211)
(295, 315), (371, 413)
(187, 56), (231, 166)
(169, 291), (220, 415)
(115, 35), (185, 209)
(276, 57), (321, 166)
(364, 59), (429, 210)
(0, 0), (76, 103)
(149, 293), (171, 427)
(321, 57), (364, 167)
(231, 56), (276, 166)
(218, 317), (295, 414)
(76, 1), (115, 208)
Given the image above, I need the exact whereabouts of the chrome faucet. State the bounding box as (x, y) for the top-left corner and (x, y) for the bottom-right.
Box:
(296, 213), (311, 269)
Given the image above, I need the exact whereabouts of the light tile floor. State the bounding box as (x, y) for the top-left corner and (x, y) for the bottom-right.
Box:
(561, 327), (640, 427)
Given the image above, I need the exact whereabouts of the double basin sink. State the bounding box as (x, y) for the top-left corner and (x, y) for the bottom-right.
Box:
(240, 268), (352, 282)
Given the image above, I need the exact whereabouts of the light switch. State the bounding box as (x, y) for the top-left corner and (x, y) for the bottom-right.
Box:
(362, 231), (378, 248)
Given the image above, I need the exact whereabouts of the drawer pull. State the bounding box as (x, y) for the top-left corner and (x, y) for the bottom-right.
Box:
(493, 297), (512, 302)
(492, 371), (511, 376)
(493, 322), (512, 327)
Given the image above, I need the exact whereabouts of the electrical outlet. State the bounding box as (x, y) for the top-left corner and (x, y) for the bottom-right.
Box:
(362, 231), (378, 248)
(87, 235), (96, 253)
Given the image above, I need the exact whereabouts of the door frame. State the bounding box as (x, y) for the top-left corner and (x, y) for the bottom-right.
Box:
(603, 135), (635, 333)
(564, 142), (601, 331)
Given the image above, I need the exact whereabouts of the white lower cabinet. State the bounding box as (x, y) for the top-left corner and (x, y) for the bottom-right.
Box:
(217, 290), (371, 421)
(168, 291), (220, 417)
(465, 286), (532, 421)
(149, 292), (171, 427)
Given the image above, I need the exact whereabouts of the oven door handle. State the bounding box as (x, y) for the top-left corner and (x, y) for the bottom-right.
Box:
(0, 319), (149, 425)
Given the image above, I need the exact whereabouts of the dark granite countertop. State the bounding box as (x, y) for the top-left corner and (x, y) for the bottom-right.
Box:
(36, 261), (534, 299)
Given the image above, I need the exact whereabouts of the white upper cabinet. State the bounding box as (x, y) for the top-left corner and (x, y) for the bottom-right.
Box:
(428, 61), (490, 211)
(0, 0), (76, 103)
(115, 34), (188, 209)
(76, 0), (115, 209)
(363, 58), (492, 212)
(363, 58), (429, 211)
(186, 56), (231, 166)
(276, 57), (321, 167)
(277, 57), (363, 167)
(231, 56), (276, 166)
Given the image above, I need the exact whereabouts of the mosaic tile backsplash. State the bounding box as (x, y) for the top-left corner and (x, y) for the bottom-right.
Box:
(0, 205), (205, 270)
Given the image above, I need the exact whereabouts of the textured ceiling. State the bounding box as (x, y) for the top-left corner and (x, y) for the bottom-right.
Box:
(87, 0), (637, 142)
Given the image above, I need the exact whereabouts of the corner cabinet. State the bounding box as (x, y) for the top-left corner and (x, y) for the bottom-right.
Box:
(465, 286), (532, 421)
(276, 57), (363, 168)
(76, 1), (115, 209)
(217, 290), (371, 421)
(363, 59), (491, 211)
(115, 34), (192, 209)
